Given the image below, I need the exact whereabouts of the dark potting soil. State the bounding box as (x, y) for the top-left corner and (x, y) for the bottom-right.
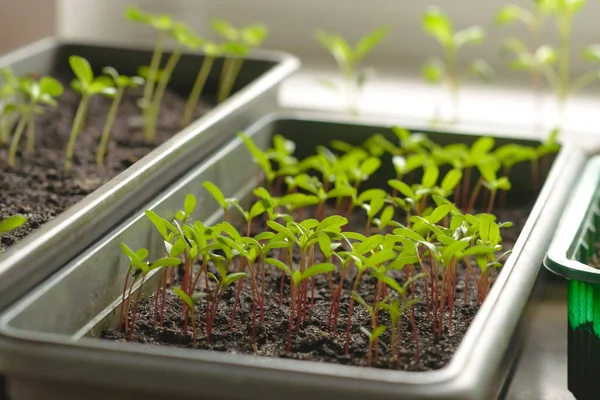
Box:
(101, 206), (530, 372)
(0, 81), (213, 252)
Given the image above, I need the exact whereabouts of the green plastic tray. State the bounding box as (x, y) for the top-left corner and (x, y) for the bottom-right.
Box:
(544, 155), (600, 400)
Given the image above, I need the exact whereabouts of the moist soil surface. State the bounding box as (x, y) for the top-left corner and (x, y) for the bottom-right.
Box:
(0, 79), (212, 251)
(102, 206), (529, 371)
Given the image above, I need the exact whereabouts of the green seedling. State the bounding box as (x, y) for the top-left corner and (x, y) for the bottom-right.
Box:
(65, 56), (116, 170)
(96, 67), (144, 166)
(359, 325), (386, 367)
(238, 131), (276, 188)
(119, 243), (181, 339)
(421, 6), (493, 122)
(173, 287), (204, 347)
(125, 7), (175, 137)
(0, 214), (27, 251)
(496, 2), (552, 128)
(205, 239), (247, 344)
(315, 26), (390, 115)
(203, 181), (237, 222)
(181, 41), (221, 127)
(212, 19), (269, 103)
(268, 256), (336, 351)
(373, 271), (425, 364)
(144, 22), (203, 140)
(0, 67), (22, 145)
(7, 75), (63, 166)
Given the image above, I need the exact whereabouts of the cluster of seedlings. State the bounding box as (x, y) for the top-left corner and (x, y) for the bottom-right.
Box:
(0, 6), (267, 171)
(318, 1), (600, 125)
(114, 126), (559, 368)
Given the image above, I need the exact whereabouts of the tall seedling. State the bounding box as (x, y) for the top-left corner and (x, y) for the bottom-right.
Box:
(96, 67), (145, 166)
(212, 19), (269, 104)
(65, 56), (116, 170)
(181, 42), (221, 127)
(7, 76), (63, 166)
(522, 0), (597, 127)
(124, 7), (175, 140)
(496, 1), (552, 129)
(315, 26), (390, 115)
(421, 6), (493, 122)
(144, 22), (203, 140)
(0, 68), (22, 145)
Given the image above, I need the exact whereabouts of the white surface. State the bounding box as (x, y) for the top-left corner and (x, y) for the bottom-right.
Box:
(279, 64), (600, 140)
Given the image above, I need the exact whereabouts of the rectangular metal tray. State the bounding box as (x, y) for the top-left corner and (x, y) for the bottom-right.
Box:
(0, 38), (299, 310)
(0, 111), (585, 400)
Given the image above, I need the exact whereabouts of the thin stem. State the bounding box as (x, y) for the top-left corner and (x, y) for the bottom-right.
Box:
(7, 112), (29, 166)
(144, 46), (183, 141)
(218, 57), (244, 103)
(96, 88), (124, 166)
(128, 274), (147, 341)
(64, 94), (91, 170)
(142, 31), (166, 129)
(466, 179), (483, 212)
(181, 56), (214, 127)
(24, 114), (35, 158)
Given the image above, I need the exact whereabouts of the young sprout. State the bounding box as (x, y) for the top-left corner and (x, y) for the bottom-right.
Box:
(0, 214), (27, 251)
(267, 257), (336, 352)
(7, 75), (63, 166)
(373, 271), (425, 365)
(212, 19), (269, 103)
(119, 243), (181, 339)
(124, 7), (175, 138)
(238, 131), (276, 188)
(181, 41), (221, 127)
(0, 67), (22, 145)
(65, 56), (115, 170)
(359, 325), (386, 367)
(203, 181), (237, 222)
(172, 287), (204, 347)
(96, 67), (144, 166)
(145, 22), (202, 141)
(315, 26), (390, 115)
(545, 0), (590, 126)
(421, 6), (493, 122)
(205, 236), (247, 344)
(495, 1), (552, 129)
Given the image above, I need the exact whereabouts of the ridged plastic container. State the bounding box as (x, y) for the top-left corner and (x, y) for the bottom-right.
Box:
(544, 155), (600, 400)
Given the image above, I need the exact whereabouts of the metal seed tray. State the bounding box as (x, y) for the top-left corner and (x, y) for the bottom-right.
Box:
(0, 38), (299, 311)
(0, 110), (585, 400)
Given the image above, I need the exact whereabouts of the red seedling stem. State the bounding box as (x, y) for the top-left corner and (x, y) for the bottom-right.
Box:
(466, 180), (483, 213)
(119, 267), (132, 331)
(410, 308), (420, 362)
(461, 167), (472, 210)
(260, 257), (266, 322)
(286, 284), (296, 352)
(153, 270), (168, 330)
(486, 189), (497, 214)
(129, 274), (146, 341)
(230, 257), (246, 328)
(345, 270), (365, 355)
(160, 268), (169, 326)
(123, 279), (136, 334)
(206, 285), (224, 345)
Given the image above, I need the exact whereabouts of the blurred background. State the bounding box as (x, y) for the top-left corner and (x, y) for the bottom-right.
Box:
(1, 0), (599, 134)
